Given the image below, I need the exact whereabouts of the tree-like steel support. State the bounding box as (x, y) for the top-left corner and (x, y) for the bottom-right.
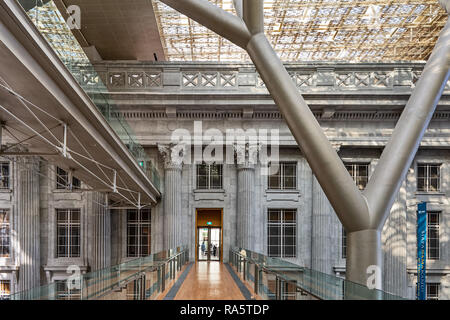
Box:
(160, 0), (450, 292)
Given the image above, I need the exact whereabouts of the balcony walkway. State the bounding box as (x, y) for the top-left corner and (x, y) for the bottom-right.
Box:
(163, 262), (252, 300)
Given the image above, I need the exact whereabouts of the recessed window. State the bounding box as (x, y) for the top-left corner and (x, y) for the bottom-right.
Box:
(268, 162), (297, 190)
(127, 209), (151, 258)
(341, 227), (347, 259)
(268, 209), (296, 258)
(345, 163), (369, 190)
(0, 162), (10, 189)
(56, 167), (81, 190)
(0, 209), (10, 258)
(56, 209), (81, 258)
(55, 280), (81, 300)
(196, 163), (223, 189)
(0, 280), (10, 300)
(427, 212), (440, 260)
(426, 283), (440, 300)
(417, 164), (440, 192)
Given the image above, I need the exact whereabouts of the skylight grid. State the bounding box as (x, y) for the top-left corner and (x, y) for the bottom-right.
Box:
(152, 0), (447, 62)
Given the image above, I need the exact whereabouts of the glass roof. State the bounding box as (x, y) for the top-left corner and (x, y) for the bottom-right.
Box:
(152, 0), (448, 62)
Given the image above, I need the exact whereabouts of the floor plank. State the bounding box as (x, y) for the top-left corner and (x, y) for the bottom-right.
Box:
(174, 262), (246, 300)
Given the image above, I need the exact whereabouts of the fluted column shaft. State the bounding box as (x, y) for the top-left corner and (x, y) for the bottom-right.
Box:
(87, 192), (110, 271)
(236, 164), (255, 250)
(163, 164), (182, 250)
(311, 176), (336, 274)
(15, 157), (40, 292)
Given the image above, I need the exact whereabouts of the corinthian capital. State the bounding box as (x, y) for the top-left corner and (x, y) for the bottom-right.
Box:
(233, 142), (260, 168)
(157, 143), (185, 169)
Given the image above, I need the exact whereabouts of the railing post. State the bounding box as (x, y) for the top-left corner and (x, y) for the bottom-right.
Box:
(243, 259), (246, 281)
(162, 264), (166, 292)
(254, 265), (259, 295)
(172, 259), (175, 279)
(275, 277), (279, 300)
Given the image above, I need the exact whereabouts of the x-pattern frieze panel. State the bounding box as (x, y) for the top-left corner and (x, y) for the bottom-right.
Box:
(201, 73), (218, 87)
(336, 73), (354, 87)
(128, 72), (145, 88)
(182, 72), (200, 87)
(146, 72), (162, 87)
(372, 72), (391, 88)
(295, 73), (314, 87)
(220, 72), (237, 87)
(355, 73), (370, 87)
(82, 71), (100, 86)
(109, 72), (126, 88)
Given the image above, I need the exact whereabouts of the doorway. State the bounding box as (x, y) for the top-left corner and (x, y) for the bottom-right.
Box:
(195, 209), (223, 262)
(197, 227), (221, 261)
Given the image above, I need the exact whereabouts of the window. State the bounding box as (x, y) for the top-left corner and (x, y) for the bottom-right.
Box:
(0, 162), (10, 189)
(127, 209), (151, 257)
(417, 164), (440, 192)
(196, 163), (223, 189)
(0, 280), (10, 300)
(427, 212), (440, 260)
(341, 227), (347, 259)
(268, 162), (297, 190)
(426, 283), (440, 300)
(56, 209), (81, 258)
(55, 280), (81, 300)
(0, 210), (10, 258)
(56, 167), (81, 190)
(268, 209), (296, 258)
(345, 163), (369, 190)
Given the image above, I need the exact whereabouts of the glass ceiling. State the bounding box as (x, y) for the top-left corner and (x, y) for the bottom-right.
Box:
(152, 0), (448, 62)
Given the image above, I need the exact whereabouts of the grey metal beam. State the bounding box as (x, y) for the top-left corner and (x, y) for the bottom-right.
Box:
(233, 0), (243, 18)
(364, 18), (450, 230)
(243, 0), (264, 35)
(160, 0), (370, 232)
(159, 0), (450, 291)
(246, 33), (370, 230)
(159, 0), (251, 49)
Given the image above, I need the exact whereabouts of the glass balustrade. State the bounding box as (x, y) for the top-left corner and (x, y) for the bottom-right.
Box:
(11, 246), (189, 300)
(16, 0), (160, 191)
(229, 247), (407, 300)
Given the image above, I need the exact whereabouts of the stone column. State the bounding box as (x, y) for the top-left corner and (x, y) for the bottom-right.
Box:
(234, 143), (258, 250)
(311, 175), (337, 275)
(14, 157), (41, 292)
(87, 192), (110, 271)
(158, 144), (184, 250)
(382, 183), (408, 297)
(311, 145), (342, 275)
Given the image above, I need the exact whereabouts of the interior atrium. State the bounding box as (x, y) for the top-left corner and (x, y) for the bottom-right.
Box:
(0, 0), (449, 304)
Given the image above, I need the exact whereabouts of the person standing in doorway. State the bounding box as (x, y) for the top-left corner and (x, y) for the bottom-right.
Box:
(201, 241), (206, 256)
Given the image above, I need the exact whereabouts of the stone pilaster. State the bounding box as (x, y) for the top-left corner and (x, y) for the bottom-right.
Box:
(158, 144), (184, 250)
(311, 175), (339, 275)
(14, 157), (41, 292)
(87, 192), (110, 271)
(382, 183), (408, 297)
(234, 143), (258, 250)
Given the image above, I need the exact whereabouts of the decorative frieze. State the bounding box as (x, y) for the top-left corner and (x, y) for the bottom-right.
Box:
(181, 71), (238, 88)
(83, 63), (448, 92)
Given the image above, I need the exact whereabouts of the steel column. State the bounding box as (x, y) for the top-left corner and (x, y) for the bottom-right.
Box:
(364, 18), (450, 230)
(159, 0), (450, 290)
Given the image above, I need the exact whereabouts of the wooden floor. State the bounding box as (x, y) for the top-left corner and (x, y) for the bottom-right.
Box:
(173, 262), (245, 300)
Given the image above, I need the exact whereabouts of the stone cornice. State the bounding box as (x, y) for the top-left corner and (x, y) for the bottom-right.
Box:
(113, 109), (450, 122)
